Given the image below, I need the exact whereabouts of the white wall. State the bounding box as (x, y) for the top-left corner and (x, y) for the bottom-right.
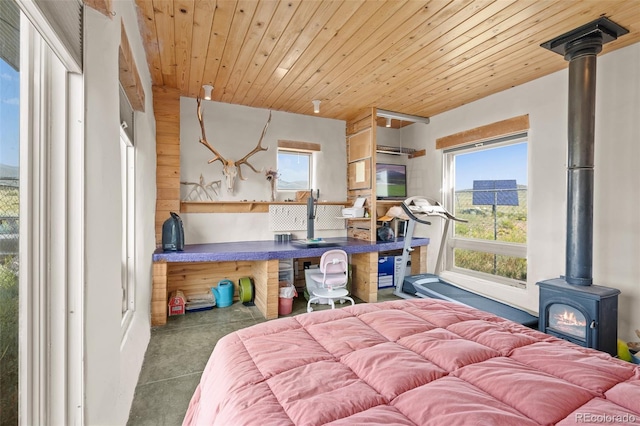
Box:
(593, 42), (640, 342)
(179, 99), (347, 242)
(84, 3), (156, 424)
(418, 42), (640, 342)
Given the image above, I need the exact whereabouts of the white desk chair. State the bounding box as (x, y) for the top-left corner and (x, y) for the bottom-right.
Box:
(307, 249), (354, 313)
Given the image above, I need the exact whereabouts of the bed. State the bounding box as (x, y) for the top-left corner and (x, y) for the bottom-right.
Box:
(183, 299), (640, 425)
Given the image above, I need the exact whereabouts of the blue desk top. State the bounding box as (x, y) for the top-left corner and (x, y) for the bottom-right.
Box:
(153, 237), (430, 263)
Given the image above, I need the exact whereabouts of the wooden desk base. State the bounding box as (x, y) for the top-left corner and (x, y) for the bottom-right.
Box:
(151, 246), (427, 326)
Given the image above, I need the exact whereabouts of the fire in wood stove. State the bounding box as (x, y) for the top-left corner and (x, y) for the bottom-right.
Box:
(549, 304), (587, 340)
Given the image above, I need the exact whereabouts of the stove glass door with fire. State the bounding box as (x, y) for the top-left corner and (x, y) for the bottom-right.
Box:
(547, 303), (589, 343)
(542, 296), (595, 348)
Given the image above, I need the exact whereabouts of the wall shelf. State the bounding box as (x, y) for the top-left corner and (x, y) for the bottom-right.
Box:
(376, 145), (426, 158)
(180, 201), (347, 214)
(376, 199), (406, 205)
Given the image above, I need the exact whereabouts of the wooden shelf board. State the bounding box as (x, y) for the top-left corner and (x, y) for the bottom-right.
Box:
(181, 201), (348, 214)
(376, 199), (407, 204)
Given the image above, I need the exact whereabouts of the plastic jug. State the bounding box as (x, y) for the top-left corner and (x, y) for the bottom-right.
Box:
(212, 279), (234, 308)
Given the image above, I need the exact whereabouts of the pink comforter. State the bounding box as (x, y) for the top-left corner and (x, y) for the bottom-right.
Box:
(183, 299), (640, 425)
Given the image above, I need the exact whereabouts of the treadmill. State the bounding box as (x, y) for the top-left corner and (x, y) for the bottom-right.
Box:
(393, 197), (538, 328)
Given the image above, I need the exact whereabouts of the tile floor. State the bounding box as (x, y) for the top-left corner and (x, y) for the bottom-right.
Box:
(126, 287), (401, 425)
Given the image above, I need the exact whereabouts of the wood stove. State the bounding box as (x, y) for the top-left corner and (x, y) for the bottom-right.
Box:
(537, 18), (627, 357)
(538, 278), (619, 355)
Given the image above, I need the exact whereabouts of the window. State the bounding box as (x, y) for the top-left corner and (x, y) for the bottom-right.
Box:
(0, 1), (20, 422)
(120, 126), (135, 335)
(277, 150), (311, 191)
(443, 135), (528, 287)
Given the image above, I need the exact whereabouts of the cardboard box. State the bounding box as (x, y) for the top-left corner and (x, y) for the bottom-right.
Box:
(378, 256), (395, 288)
(378, 256), (410, 289)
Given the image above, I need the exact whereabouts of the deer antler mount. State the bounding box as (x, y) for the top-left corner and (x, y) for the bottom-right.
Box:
(196, 97), (271, 194)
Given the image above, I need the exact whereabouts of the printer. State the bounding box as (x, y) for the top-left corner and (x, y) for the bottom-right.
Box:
(342, 197), (366, 218)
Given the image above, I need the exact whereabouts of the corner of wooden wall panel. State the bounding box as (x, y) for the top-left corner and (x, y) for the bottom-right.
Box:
(154, 86), (181, 245)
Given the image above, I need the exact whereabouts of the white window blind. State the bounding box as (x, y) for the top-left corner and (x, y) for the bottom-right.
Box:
(16, 0), (83, 73)
(0, 0), (20, 70)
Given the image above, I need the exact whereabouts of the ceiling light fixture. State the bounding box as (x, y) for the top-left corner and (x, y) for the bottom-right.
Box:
(385, 117), (392, 127)
(377, 109), (430, 125)
(202, 84), (214, 100)
(312, 99), (321, 114)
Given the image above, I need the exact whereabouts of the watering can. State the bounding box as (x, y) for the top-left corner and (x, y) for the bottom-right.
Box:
(212, 279), (234, 308)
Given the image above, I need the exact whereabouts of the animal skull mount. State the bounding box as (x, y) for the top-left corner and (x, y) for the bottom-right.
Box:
(196, 97), (271, 193)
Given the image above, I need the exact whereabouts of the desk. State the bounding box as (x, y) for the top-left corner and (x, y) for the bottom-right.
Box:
(152, 237), (429, 325)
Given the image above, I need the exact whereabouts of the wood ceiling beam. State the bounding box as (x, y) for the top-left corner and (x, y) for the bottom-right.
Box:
(119, 20), (145, 112)
(84, 0), (112, 18)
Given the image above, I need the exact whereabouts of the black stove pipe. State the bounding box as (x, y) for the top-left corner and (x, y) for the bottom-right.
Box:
(541, 18), (629, 286)
(564, 36), (601, 286)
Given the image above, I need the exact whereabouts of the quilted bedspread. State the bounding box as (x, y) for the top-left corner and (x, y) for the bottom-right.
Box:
(183, 299), (640, 425)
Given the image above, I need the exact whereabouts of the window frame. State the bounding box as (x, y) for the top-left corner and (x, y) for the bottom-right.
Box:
(442, 134), (528, 288)
(119, 126), (136, 337)
(19, 13), (84, 426)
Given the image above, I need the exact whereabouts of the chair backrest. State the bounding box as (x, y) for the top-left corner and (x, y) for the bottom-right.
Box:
(320, 249), (348, 275)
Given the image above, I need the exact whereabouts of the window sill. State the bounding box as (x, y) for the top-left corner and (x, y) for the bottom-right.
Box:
(438, 270), (534, 313)
(440, 269), (526, 290)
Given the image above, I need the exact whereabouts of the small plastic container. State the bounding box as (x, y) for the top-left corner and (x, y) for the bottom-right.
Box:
(278, 296), (294, 315)
(278, 283), (297, 316)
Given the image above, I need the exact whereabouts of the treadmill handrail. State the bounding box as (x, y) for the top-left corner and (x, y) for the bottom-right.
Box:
(394, 196), (467, 297)
(401, 196), (467, 223)
(400, 202), (431, 225)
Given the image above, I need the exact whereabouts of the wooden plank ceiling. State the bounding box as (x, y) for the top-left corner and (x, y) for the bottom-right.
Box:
(134, 0), (640, 125)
